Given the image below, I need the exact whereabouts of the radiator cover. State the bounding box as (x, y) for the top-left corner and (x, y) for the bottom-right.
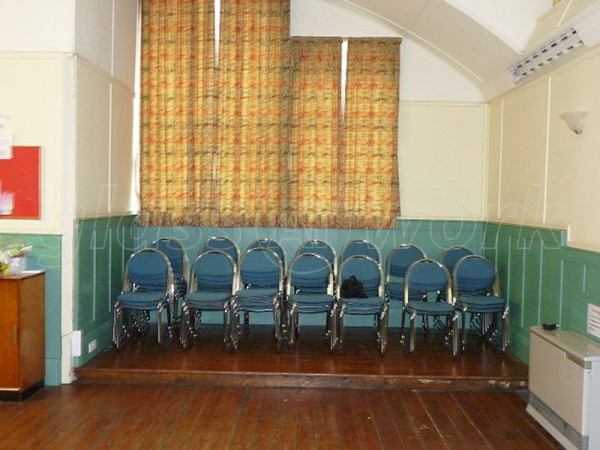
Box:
(527, 326), (600, 450)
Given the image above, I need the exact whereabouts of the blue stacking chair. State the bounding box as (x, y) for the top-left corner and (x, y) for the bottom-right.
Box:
(336, 255), (388, 354)
(286, 252), (337, 349)
(247, 238), (286, 268)
(439, 245), (474, 274)
(180, 250), (238, 349)
(385, 244), (427, 302)
(401, 259), (459, 355)
(199, 236), (240, 263)
(231, 247), (285, 350)
(150, 238), (189, 324)
(339, 239), (381, 265)
(295, 240), (338, 288)
(453, 255), (510, 351)
(113, 248), (175, 349)
(437, 246), (474, 303)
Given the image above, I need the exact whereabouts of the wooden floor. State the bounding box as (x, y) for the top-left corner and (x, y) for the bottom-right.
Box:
(75, 325), (529, 391)
(0, 384), (559, 449)
(1, 325), (561, 448)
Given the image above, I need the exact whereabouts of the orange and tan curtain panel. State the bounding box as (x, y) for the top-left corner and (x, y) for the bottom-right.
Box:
(140, 0), (217, 226)
(285, 38), (342, 229)
(214, 0), (290, 227)
(340, 38), (401, 229)
(139, 0), (401, 229)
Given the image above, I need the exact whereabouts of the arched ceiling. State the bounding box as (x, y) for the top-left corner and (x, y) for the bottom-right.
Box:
(326, 0), (600, 99)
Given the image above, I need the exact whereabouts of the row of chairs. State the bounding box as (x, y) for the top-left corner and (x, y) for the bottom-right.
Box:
(112, 238), (509, 356)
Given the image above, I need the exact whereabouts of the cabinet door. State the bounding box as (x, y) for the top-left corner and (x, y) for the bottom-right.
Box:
(0, 282), (20, 388)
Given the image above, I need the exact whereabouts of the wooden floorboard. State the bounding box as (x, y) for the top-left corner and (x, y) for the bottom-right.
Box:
(3, 324), (557, 448)
(0, 384), (561, 449)
(75, 325), (528, 391)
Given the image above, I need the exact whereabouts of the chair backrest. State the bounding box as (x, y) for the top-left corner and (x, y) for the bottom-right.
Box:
(338, 255), (382, 298)
(295, 240), (337, 276)
(247, 239), (286, 268)
(239, 247), (284, 291)
(150, 238), (188, 281)
(124, 248), (174, 294)
(340, 239), (381, 264)
(385, 244), (426, 281)
(199, 236), (240, 263)
(287, 252), (334, 295)
(190, 250), (238, 294)
(439, 245), (474, 274)
(453, 255), (498, 296)
(404, 258), (452, 304)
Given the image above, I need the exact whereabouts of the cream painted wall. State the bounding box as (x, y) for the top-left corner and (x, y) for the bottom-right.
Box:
(398, 102), (488, 220)
(488, 45), (600, 251)
(0, 0), (74, 52)
(0, 53), (67, 234)
(498, 79), (549, 227)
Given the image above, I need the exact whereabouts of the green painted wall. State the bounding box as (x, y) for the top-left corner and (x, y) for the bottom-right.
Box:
(73, 215), (136, 367)
(0, 233), (62, 385)
(135, 219), (485, 327)
(484, 222), (600, 362)
(73, 218), (600, 367)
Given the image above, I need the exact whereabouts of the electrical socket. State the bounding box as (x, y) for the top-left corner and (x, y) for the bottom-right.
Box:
(88, 339), (98, 354)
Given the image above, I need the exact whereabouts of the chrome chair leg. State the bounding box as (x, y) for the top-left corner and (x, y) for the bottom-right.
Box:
(450, 312), (459, 356)
(329, 306), (338, 352)
(180, 303), (192, 349)
(379, 303), (389, 355)
(337, 307), (345, 352)
(408, 310), (417, 353)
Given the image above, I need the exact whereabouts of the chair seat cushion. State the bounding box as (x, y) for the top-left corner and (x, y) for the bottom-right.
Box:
(117, 291), (166, 309)
(341, 296), (385, 314)
(289, 294), (334, 312)
(406, 300), (454, 315)
(456, 295), (506, 312)
(235, 288), (279, 311)
(185, 291), (231, 309)
(235, 287), (279, 299)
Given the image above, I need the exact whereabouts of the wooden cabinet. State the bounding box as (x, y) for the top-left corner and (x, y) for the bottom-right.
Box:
(0, 272), (45, 401)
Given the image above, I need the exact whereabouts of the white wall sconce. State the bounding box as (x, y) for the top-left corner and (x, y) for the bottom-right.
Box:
(559, 111), (588, 134)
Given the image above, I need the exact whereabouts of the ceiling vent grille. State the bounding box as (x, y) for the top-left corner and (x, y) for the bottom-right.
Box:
(510, 28), (584, 84)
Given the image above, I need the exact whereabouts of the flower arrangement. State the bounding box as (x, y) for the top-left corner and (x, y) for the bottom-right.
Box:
(0, 244), (32, 275)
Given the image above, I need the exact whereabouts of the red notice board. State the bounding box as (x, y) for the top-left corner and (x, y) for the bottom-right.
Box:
(0, 146), (41, 219)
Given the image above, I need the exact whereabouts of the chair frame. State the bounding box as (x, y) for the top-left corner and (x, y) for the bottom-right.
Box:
(180, 250), (239, 350)
(336, 255), (388, 355)
(286, 252), (337, 350)
(230, 247), (285, 350)
(400, 258), (458, 355)
(113, 248), (175, 349)
(452, 255), (510, 352)
(150, 237), (189, 325)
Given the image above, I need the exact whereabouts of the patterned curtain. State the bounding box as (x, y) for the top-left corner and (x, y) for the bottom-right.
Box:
(284, 38), (342, 228)
(139, 0), (217, 226)
(340, 38), (401, 229)
(213, 0), (291, 227)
